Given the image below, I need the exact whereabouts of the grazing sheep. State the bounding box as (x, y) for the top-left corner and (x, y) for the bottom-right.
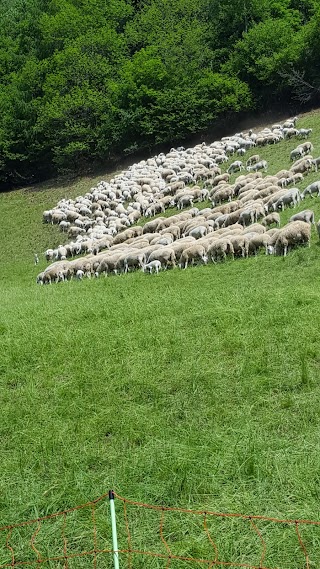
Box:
(148, 247), (176, 269)
(297, 128), (312, 138)
(227, 161), (244, 174)
(273, 188), (301, 211)
(246, 155), (260, 167)
(290, 147), (304, 161)
(301, 181), (320, 199)
(228, 235), (249, 258)
(142, 260), (162, 274)
(290, 158), (312, 175)
(179, 244), (208, 269)
(311, 157), (320, 172)
(207, 238), (234, 262)
(262, 213), (280, 228)
(289, 210), (315, 224)
(247, 160), (268, 172)
(275, 221), (311, 256)
(247, 233), (271, 256)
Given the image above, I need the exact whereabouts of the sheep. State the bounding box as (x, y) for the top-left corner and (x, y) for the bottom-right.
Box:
(148, 247), (176, 269)
(123, 251), (146, 273)
(301, 181), (320, 199)
(177, 194), (194, 209)
(207, 238), (234, 262)
(141, 260), (162, 274)
(317, 220), (320, 240)
(274, 221), (311, 256)
(290, 147), (304, 161)
(189, 225), (209, 239)
(311, 157), (320, 172)
(211, 173), (230, 186)
(211, 185), (234, 205)
(246, 160), (268, 172)
(247, 233), (271, 256)
(239, 209), (255, 227)
(228, 234), (249, 258)
(262, 213), (280, 228)
(297, 128), (312, 139)
(179, 244), (208, 269)
(273, 188), (301, 211)
(246, 155), (260, 167)
(289, 210), (315, 225)
(227, 161), (244, 174)
(290, 158), (312, 175)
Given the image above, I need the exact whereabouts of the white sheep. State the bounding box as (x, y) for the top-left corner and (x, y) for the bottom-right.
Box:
(275, 221), (311, 256)
(142, 260), (162, 274)
(289, 210), (315, 224)
(179, 244), (208, 269)
(301, 181), (320, 199)
(227, 161), (244, 174)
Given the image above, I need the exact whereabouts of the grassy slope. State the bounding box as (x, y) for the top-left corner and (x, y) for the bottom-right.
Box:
(1, 110), (320, 567)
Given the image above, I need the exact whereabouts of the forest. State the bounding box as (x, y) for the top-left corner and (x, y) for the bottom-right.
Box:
(0, 0), (319, 188)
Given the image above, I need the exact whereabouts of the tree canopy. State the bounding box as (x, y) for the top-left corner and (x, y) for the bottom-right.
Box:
(0, 0), (319, 188)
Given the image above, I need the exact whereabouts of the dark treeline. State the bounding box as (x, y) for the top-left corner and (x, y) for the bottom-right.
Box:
(0, 0), (319, 189)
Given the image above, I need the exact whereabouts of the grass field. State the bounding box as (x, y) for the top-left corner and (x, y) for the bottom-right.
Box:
(1, 109), (320, 567)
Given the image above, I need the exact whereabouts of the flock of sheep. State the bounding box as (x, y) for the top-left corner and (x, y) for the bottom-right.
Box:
(37, 117), (320, 284)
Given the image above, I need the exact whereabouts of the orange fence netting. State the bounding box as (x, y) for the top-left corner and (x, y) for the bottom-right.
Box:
(0, 491), (319, 568)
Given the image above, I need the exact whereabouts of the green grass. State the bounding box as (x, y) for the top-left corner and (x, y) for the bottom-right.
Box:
(1, 109), (320, 567)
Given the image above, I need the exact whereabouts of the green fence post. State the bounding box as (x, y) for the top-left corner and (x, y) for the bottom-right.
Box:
(109, 490), (120, 569)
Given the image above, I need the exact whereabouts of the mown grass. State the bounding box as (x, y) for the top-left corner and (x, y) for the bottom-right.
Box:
(1, 109), (320, 567)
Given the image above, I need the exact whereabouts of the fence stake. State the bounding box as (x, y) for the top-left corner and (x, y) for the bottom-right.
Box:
(109, 490), (120, 569)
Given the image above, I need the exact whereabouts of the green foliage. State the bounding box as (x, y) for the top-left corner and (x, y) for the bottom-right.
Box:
(0, 0), (319, 187)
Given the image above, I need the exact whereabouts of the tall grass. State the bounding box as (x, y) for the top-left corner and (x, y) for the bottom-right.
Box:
(1, 109), (320, 567)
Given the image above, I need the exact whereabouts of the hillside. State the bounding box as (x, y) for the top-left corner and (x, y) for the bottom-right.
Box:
(1, 109), (320, 567)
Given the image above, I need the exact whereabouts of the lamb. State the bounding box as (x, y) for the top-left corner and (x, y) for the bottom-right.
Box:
(246, 155), (260, 167)
(289, 210), (315, 225)
(274, 221), (311, 256)
(142, 260), (162, 274)
(262, 213), (280, 228)
(177, 194), (194, 209)
(239, 209), (255, 227)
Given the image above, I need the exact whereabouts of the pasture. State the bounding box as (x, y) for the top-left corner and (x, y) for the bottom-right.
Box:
(1, 109), (320, 567)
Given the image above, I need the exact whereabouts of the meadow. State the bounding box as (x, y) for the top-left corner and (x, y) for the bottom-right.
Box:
(1, 109), (320, 567)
